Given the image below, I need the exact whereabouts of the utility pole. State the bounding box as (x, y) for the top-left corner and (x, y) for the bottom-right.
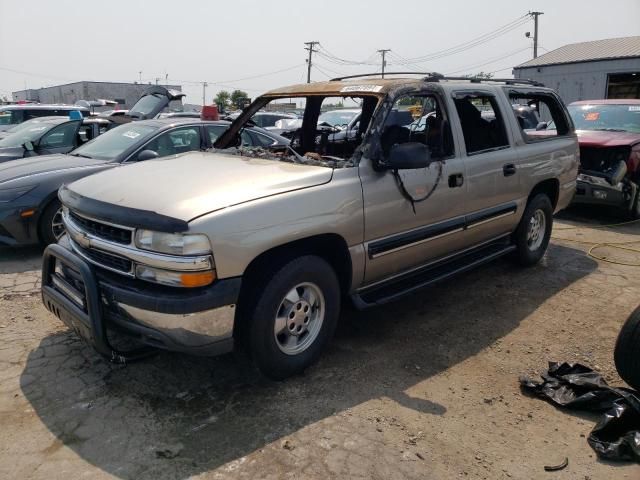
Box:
(202, 82), (208, 106)
(138, 71), (142, 83)
(529, 11), (544, 58)
(378, 49), (391, 78)
(304, 41), (319, 83)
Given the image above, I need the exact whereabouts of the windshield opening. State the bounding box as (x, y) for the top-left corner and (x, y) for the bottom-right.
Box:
(212, 95), (376, 168)
(71, 123), (157, 160)
(568, 104), (640, 133)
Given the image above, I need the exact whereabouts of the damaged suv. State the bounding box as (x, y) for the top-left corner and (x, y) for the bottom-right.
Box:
(41, 74), (578, 379)
(567, 100), (640, 217)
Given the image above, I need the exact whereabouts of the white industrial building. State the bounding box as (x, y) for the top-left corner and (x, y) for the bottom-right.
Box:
(513, 36), (640, 104)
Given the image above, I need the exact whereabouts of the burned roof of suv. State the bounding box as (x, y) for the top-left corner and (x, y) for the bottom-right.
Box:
(263, 76), (549, 97)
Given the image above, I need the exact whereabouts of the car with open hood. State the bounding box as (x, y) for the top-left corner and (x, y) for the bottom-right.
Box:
(41, 73), (577, 379)
(567, 99), (640, 217)
(0, 119), (288, 246)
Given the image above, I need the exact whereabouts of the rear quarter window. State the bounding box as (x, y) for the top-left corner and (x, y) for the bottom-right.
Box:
(508, 91), (571, 141)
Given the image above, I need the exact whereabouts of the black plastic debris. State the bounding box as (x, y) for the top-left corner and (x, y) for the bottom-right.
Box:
(520, 362), (640, 462)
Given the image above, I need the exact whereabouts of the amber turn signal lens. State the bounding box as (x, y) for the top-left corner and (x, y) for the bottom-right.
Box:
(180, 271), (216, 288)
(20, 209), (36, 218)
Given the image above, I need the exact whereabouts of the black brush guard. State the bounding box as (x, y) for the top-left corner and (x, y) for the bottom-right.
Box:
(41, 243), (155, 363)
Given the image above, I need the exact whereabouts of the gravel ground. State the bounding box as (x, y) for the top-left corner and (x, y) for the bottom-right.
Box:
(1, 209), (639, 479)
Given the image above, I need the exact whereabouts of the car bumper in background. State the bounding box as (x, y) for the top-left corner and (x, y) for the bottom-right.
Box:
(572, 174), (635, 210)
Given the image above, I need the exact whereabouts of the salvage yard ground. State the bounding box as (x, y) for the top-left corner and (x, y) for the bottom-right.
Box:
(1, 209), (640, 480)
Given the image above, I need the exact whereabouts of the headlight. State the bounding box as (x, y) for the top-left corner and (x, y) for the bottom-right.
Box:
(135, 230), (211, 255)
(0, 185), (36, 203)
(135, 265), (216, 288)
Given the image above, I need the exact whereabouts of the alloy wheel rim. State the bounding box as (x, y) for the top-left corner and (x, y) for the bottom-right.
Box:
(526, 209), (546, 251)
(274, 282), (325, 355)
(51, 207), (65, 240)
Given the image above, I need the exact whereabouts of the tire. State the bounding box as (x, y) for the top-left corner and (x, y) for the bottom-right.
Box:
(513, 193), (553, 267)
(628, 189), (640, 220)
(614, 305), (640, 391)
(244, 255), (340, 380)
(38, 199), (65, 246)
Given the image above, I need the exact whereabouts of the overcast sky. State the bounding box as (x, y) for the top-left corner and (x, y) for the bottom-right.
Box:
(1, 0), (639, 103)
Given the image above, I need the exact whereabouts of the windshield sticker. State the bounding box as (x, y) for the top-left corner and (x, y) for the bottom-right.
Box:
(122, 131), (141, 139)
(584, 112), (600, 121)
(340, 85), (383, 93)
(629, 106), (640, 112)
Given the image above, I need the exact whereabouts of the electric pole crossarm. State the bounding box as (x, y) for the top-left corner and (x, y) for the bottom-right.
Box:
(377, 49), (391, 78)
(304, 41), (320, 83)
(529, 11), (544, 59)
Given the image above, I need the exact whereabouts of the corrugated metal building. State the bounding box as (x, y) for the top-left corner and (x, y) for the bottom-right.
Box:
(513, 36), (640, 104)
(12, 81), (182, 109)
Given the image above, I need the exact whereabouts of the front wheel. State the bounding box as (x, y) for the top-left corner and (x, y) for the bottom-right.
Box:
(245, 255), (340, 380)
(513, 194), (553, 266)
(39, 199), (65, 246)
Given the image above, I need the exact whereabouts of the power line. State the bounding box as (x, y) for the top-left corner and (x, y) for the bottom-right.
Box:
(387, 15), (530, 67)
(445, 47), (531, 75)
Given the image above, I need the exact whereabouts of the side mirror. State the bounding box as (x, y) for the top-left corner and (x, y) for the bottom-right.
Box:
(137, 149), (159, 161)
(23, 141), (34, 152)
(535, 122), (548, 131)
(385, 142), (432, 170)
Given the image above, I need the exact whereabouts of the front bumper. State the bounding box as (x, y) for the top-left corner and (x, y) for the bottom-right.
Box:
(41, 241), (241, 361)
(572, 174), (635, 210)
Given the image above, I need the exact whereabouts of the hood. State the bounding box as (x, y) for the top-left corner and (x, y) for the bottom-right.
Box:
(67, 151), (334, 221)
(0, 154), (108, 186)
(576, 130), (640, 148)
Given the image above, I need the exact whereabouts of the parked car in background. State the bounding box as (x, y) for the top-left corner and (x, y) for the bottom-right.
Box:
(224, 111), (299, 129)
(98, 109), (129, 118)
(156, 111), (202, 119)
(109, 86), (186, 124)
(0, 119), (288, 246)
(568, 100), (640, 217)
(0, 104), (90, 132)
(41, 75), (577, 379)
(0, 115), (111, 164)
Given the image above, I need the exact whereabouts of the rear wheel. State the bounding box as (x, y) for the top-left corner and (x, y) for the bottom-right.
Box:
(39, 199), (65, 246)
(614, 305), (640, 391)
(244, 255), (340, 380)
(513, 194), (553, 266)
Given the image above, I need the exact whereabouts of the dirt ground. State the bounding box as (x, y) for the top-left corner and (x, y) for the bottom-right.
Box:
(1, 208), (639, 480)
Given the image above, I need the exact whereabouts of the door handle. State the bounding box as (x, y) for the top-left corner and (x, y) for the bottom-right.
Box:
(503, 163), (517, 177)
(448, 173), (464, 188)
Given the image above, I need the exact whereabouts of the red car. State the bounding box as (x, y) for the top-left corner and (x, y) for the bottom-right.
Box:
(568, 99), (640, 217)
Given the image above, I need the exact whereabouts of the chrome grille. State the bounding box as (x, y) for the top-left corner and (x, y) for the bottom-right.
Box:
(70, 212), (132, 244)
(70, 239), (133, 275)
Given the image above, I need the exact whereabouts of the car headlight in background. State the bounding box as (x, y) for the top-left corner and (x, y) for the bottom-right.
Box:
(134, 230), (211, 255)
(0, 185), (37, 203)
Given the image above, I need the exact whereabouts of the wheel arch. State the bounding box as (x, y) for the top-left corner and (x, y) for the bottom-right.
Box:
(241, 233), (353, 296)
(528, 178), (559, 209)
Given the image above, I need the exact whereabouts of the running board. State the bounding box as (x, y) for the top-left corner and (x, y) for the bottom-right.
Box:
(352, 240), (516, 309)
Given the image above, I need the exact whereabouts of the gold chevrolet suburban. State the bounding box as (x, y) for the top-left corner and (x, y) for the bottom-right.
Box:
(41, 74), (578, 379)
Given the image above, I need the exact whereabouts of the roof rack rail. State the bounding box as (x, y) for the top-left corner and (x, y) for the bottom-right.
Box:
(330, 72), (436, 81)
(422, 74), (544, 87)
